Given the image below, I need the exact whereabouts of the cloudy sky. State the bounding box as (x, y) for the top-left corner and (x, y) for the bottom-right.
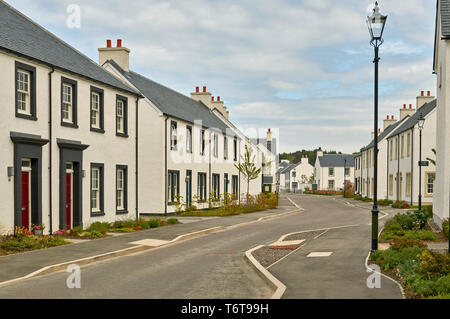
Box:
(6, 0), (437, 154)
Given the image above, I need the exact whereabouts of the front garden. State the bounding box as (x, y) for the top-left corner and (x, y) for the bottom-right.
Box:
(370, 207), (449, 299)
(0, 217), (179, 256)
(180, 192), (278, 217)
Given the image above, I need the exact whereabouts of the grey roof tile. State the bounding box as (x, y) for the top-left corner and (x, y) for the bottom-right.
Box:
(0, 0), (138, 94)
(389, 100), (437, 137)
(318, 154), (354, 167)
(108, 60), (232, 133)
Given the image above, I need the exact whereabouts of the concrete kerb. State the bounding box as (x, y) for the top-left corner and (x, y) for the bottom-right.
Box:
(0, 206), (301, 288)
(244, 245), (286, 299)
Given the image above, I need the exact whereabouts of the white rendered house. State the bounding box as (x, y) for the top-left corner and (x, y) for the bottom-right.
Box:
(0, 2), (140, 234)
(433, 0), (450, 227)
(386, 97), (436, 205)
(314, 151), (354, 191)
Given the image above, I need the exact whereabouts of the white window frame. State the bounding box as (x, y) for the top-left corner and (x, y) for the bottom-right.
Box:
(91, 92), (100, 129)
(62, 83), (73, 123)
(91, 167), (100, 212)
(425, 172), (435, 195)
(116, 169), (124, 210)
(328, 167), (334, 177)
(116, 100), (124, 134)
(17, 69), (31, 115)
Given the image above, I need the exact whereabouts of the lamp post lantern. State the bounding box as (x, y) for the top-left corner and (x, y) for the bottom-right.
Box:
(418, 113), (425, 212)
(367, 1), (387, 252)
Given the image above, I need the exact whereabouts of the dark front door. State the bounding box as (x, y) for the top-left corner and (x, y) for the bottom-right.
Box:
(186, 170), (192, 207)
(21, 171), (30, 229)
(66, 173), (72, 230)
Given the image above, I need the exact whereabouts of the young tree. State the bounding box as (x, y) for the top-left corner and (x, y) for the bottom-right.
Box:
(426, 148), (436, 166)
(235, 145), (262, 198)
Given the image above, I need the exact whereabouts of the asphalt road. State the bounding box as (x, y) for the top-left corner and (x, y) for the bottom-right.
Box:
(0, 194), (402, 299)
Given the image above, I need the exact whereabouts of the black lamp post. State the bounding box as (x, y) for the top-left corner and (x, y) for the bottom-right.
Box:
(418, 113), (425, 212)
(367, 1), (387, 252)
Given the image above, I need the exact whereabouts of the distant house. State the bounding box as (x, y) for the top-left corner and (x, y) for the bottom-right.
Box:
(386, 98), (436, 205)
(250, 129), (278, 193)
(314, 152), (354, 191)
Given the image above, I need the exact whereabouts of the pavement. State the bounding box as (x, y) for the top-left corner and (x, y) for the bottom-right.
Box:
(0, 197), (296, 284)
(0, 194), (404, 299)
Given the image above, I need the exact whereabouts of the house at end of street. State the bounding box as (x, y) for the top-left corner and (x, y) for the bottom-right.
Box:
(314, 152), (354, 191)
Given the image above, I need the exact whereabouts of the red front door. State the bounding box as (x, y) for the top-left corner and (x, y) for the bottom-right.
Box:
(21, 171), (30, 229)
(66, 173), (72, 230)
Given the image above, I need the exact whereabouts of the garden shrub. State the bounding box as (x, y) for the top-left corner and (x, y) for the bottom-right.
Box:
(417, 250), (450, 280)
(378, 199), (393, 206)
(443, 219), (449, 239)
(149, 219), (161, 228)
(167, 218), (178, 225)
(87, 222), (110, 234)
(392, 201), (411, 209)
(69, 226), (83, 237)
(371, 246), (424, 271)
(391, 238), (427, 251)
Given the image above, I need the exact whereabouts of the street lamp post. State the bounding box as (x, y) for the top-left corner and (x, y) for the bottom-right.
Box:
(367, 1), (387, 252)
(418, 113), (425, 212)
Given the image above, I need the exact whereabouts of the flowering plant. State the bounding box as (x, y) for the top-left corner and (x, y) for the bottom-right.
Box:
(53, 229), (68, 236)
(31, 224), (45, 231)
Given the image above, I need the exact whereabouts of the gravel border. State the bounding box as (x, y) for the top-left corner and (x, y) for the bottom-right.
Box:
(283, 230), (325, 241)
(251, 246), (293, 268)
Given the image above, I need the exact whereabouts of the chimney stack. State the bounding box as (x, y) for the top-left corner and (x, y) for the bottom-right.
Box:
(400, 103), (415, 120)
(384, 115), (397, 130)
(191, 86), (213, 108)
(416, 90), (435, 109)
(98, 39), (131, 72)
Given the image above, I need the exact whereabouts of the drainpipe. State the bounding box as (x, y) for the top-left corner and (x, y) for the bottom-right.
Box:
(48, 66), (55, 234)
(397, 136), (400, 201)
(135, 95), (141, 221)
(164, 116), (168, 217)
(209, 130), (212, 206)
(387, 141), (389, 200)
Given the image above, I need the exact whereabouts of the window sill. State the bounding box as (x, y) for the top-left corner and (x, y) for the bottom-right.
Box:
(16, 112), (37, 121)
(116, 132), (129, 138)
(168, 202), (180, 206)
(90, 127), (105, 134)
(90, 211), (105, 217)
(61, 121), (78, 129)
(116, 210), (128, 215)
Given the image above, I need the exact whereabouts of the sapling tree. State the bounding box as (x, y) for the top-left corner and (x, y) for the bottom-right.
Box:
(234, 145), (262, 201)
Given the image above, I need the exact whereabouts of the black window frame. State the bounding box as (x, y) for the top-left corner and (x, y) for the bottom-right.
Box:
(60, 77), (78, 128)
(233, 137), (238, 161)
(168, 170), (180, 205)
(116, 95), (128, 138)
(170, 121), (178, 151)
(90, 163), (105, 217)
(224, 134), (228, 160)
(224, 173), (229, 194)
(15, 61), (37, 121)
(90, 86), (105, 133)
(186, 125), (193, 154)
(212, 173), (220, 200)
(232, 175), (239, 196)
(116, 165), (128, 215)
(200, 129), (206, 155)
(197, 172), (207, 202)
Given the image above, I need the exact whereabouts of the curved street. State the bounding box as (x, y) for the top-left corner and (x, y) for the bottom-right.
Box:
(0, 195), (402, 299)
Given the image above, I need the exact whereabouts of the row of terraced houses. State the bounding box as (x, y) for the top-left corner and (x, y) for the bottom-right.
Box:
(354, 0), (450, 229)
(0, 1), (277, 234)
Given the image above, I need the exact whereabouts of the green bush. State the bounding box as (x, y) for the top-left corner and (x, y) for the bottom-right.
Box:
(378, 199), (393, 206)
(391, 238), (427, 251)
(69, 226), (83, 237)
(167, 218), (178, 225)
(371, 246), (424, 271)
(0, 235), (68, 252)
(392, 201), (411, 209)
(87, 222), (111, 234)
(149, 219), (161, 228)
(417, 250), (450, 280)
(443, 219), (449, 239)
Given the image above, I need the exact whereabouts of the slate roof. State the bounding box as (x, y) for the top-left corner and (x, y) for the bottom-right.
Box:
(389, 100), (437, 137)
(318, 154), (354, 167)
(107, 60), (233, 133)
(0, 1), (137, 94)
(361, 119), (404, 152)
(279, 164), (295, 174)
(441, 0), (450, 38)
